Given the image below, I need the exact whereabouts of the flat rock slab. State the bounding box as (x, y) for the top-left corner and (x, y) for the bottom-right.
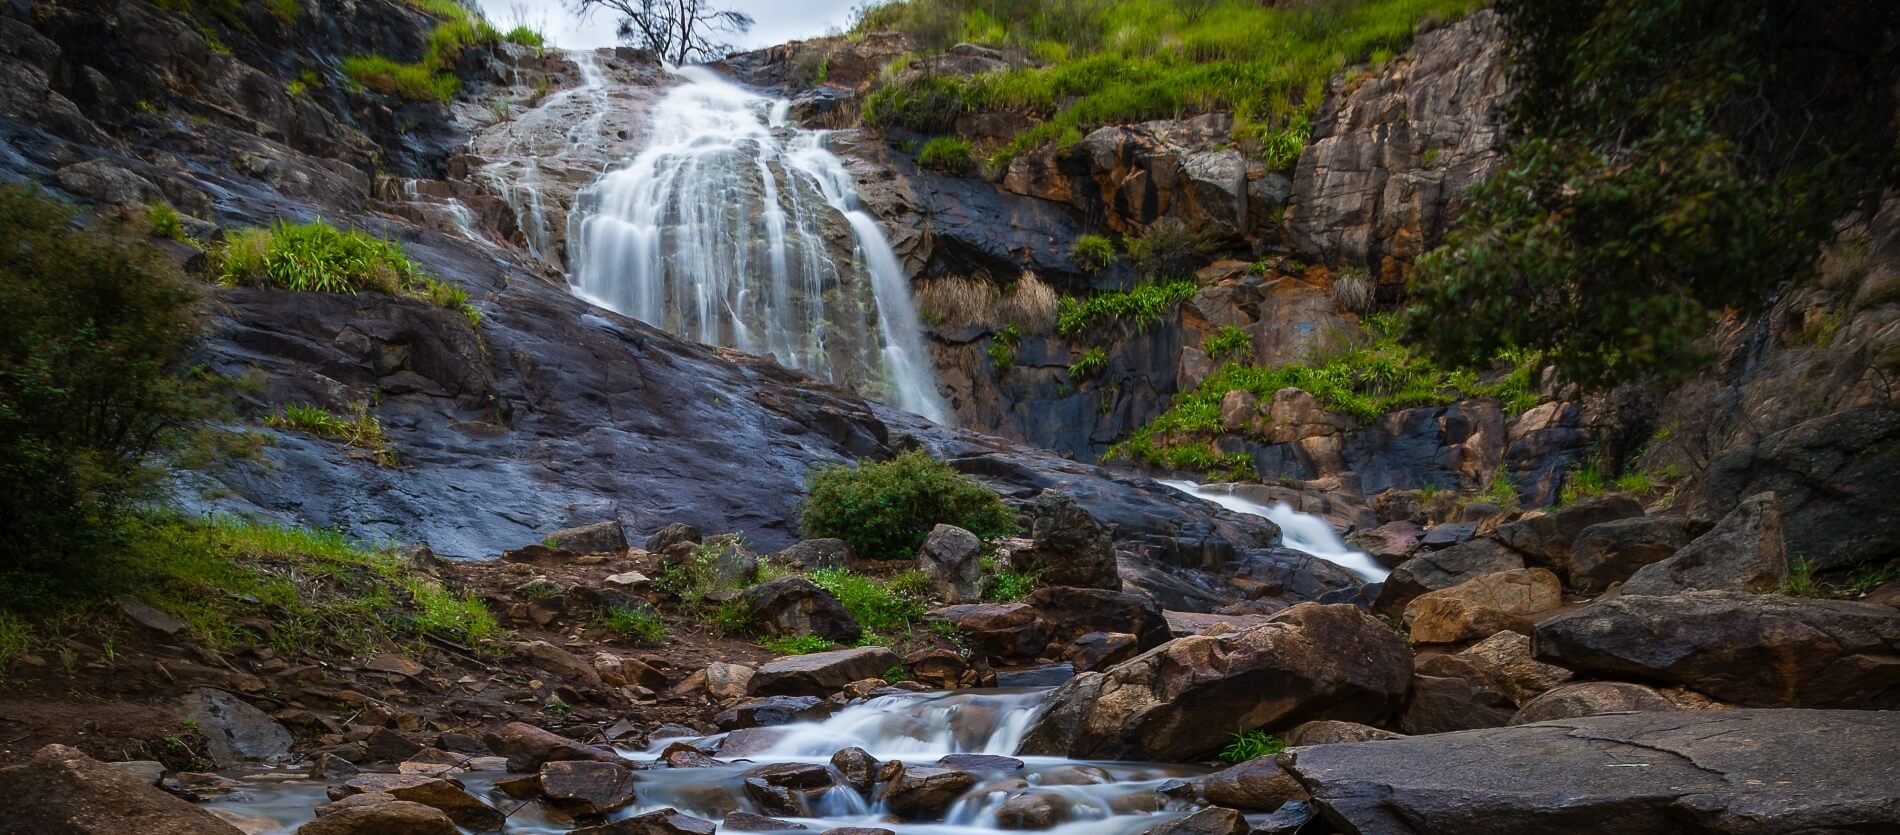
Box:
(1285, 709), (1900, 834)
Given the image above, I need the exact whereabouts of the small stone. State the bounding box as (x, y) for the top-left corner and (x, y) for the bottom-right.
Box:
(117, 596), (186, 635)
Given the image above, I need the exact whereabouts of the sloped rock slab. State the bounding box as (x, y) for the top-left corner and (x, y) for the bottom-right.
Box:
(1286, 709), (1900, 834)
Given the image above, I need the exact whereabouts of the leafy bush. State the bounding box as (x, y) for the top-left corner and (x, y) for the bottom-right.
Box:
(1205, 325), (1253, 363)
(1124, 220), (1215, 278)
(1070, 234), (1116, 272)
(1068, 348), (1109, 379)
(598, 603), (670, 645)
(882, 664), (914, 683)
(808, 568), (925, 635)
(760, 634), (834, 655)
(0, 185), (214, 584)
(981, 558), (1041, 602)
(1220, 729), (1286, 764)
(1056, 280), (1197, 337)
(218, 220), (480, 325)
(801, 449), (1019, 561)
(917, 136), (975, 174)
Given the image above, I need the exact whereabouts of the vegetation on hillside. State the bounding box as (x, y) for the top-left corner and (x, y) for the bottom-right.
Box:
(800, 449), (1019, 561)
(342, 5), (500, 101)
(218, 220), (482, 325)
(856, 0), (1486, 164)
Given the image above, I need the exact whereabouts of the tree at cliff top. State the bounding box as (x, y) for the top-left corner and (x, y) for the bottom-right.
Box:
(1405, 0), (1900, 389)
(570, 0), (753, 64)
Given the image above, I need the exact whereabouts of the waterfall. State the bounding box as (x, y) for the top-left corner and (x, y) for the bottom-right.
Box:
(566, 66), (948, 422)
(1160, 480), (1390, 582)
(480, 49), (614, 266)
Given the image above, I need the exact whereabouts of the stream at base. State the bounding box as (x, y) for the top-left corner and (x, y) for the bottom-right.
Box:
(200, 687), (1211, 834)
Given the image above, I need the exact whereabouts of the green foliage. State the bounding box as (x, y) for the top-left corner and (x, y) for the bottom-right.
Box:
(889, 569), (934, 597)
(1205, 325), (1253, 363)
(1777, 556), (1818, 598)
(598, 603), (670, 646)
(917, 136), (975, 174)
(882, 664), (914, 683)
(1479, 470), (1520, 508)
(657, 534), (759, 606)
(265, 403), (395, 467)
(1068, 348), (1109, 380)
(342, 14), (497, 102)
(146, 202), (188, 242)
(808, 568), (925, 634)
(1558, 459), (1608, 506)
(1260, 115), (1310, 172)
(0, 186), (216, 583)
(1124, 221), (1215, 278)
(1070, 234), (1116, 272)
(1405, 0), (1900, 389)
(760, 634), (834, 655)
(987, 324), (1020, 370)
(502, 25), (544, 47)
(217, 220), (480, 325)
(980, 556), (1041, 602)
(1219, 729), (1286, 764)
(801, 449), (1020, 561)
(1057, 280), (1197, 337)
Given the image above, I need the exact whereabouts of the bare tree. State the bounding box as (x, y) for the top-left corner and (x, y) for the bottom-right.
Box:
(569, 0), (755, 65)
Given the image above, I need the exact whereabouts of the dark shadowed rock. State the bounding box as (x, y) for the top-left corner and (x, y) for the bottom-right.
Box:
(1195, 758), (1309, 812)
(1346, 521), (1421, 568)
(1143, 807), (1249, 835)
(927, 603), (1050, 660)
(1568, 515), (1692, 592)
(538, 760), (636, 816)
(1066, 631), (1139, 672)
(1009, 491), (1120, 590)
(1493, 496), (1643, 579)
(575, 808), (718, 835)
(484, 722), (621, 771)
(1534, 591), (1900, 708)
(1018, 604), (1412, 761)
(1622, 492), (1786, 596)
(1025, 586), (1171, 649)
(775, 539), (850, 570)
(715, 696), (832, 730)
(749, 647), (903, 696)
(0, 744), (247, 834)
(1509, 681), (1680, 725)
(646, 523), (702, 553)
(1448, 630), (1572, 706)
(722, 812), (809, 831)
(831, 747), (880, 795)
(717, 727), (790, 758)
(662, 741), (721, 768)
(547, 520), (627, 554)
(995, 791), (1074, 829)
(876, 765), (978, 819)
(1398, 674), (1516, 734)
(1288, 709), (1900, 834)
(918, 524), (984, 603)
(185, 688), (293, 768)
(905, 648), (981, 689)
(1374, 538), (1524, 618)
(744, 762), (834, 791)
(739, 577), (861, 643)
(1250, 801), (1318, 835)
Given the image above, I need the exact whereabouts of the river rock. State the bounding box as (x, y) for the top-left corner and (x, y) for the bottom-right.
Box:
(1024, 586), (1171, 649)
(1281, 720), (1403, 747)
(1288, 709), (1900, 833)
(995, 791), (1074, 829)
(1493, 496), (1644, 579)
(1567, 515), (1693, 592)
(547, 520), (627, 553)
(1622, 492), (1786, 596)
(1143, 807), (1248, 835)
(1402, 568), (1562, 645)
(1018, 603), (1412, 761)
(646, 523), (702, 552)
(539, 760), (637, 816)
(185, 688), (294, 768)
(749, 647), (903, 696)
(906, 648), (982, 689)
(511, 640), (604, 685)
(716, 696), (831, 730)
(1346, 521), (1422, 568)
(0, 744), (247, 834)
(739, 577), (862, 643)
(745, 762), (834, 790)
(1066, 631), (1139, 672)
(332, 773), (504, 830)
(1450, 630), (1572, 705)
(918, 524), (984, 603)
(1373, 538), (1524, 618)
(927, 602), (1050, 660)
(595, 652), (668, 690)
(484, 722), (621, 771)
(1397, 673), (1516, 734)
(301, 798), (458, 834)
(663, 741), (721, 768)
(718, 727), (790, 757)
(575, 808), (718, 835)
(705, 662), (756, 700)
(1195, 758), (1309, 812)
(722, 812), (809, 831)
(1509, 681), (1680, 725)
(1534, 591), (1900, 708)
(744, 777), (800, 816)
(832, 747), (880, 794)
(1007, 491), (1119, 590)
(938, 753), (1024, 771)
(876, 764), (978, 819)
(775, 538), (850, 569)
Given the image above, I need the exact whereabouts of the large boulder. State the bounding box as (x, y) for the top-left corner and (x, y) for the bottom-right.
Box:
(1567, 515), (1693, 592)
(1534, 591), (1900, 708)
(184, 688), (294, 768)
(748, 647), (903, 696)
(0, 744), (247, 834)
(329, 773), (504, 830)
(775, 538), (850, 569)
(1492, 496), (1644, 579)
(738, 577), (862, 643)
(1286, 709), (1900, 834)
(1194, 758), (1310, 812)
(1374, 538), (1524, 618)
(1024, 586), (1171, 650)
(714, 696), (831, 730)
(1622, 492), (1786, 596)
(1401, 568), (1562, 645)
(1509, 681), (1680, 725)
(1017, 603), (1412, 761)
(874, 764), (976, 820)
(1006, 491), (1119, 590)
(1397, 673), (1516, 734)
(574, 808), (717, 835)
(1691, 402), (1900, 571)
(538, 761), (638, 816)
(1448, 630), (1572, 705)
(926, 603), (1050, 661)
(545, 520), (627, 554)
(917, 524), (983, 603)
(300, 797), (457, 835)
(1281, 721), (1402, 747)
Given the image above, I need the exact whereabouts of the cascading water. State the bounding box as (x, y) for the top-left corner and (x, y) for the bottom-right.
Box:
(1160, 480), (1389, 582)
(480, 49), (616, 266)
(566, 66), (948, 422)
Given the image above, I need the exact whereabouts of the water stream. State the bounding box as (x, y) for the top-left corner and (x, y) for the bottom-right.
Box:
(1160, 480), (1388, 583)
(565, 66), (948, 422)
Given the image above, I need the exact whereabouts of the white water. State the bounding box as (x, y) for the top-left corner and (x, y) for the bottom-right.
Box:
(1161, 480), (1388, 582)
(481, 50), (616, 265)
(566, 66), (948, 422)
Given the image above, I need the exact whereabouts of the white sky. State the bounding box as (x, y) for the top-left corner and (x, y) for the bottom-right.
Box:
(477, 0), (862, 51)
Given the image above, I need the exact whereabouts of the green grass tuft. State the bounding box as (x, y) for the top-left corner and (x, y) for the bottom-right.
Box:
(1057, 280), (1197, 337)
(1219, 729), (1287, 764)
(808, 568), (926, 635)
(760, 634), (834, 655)
(598, 604), (670, 646)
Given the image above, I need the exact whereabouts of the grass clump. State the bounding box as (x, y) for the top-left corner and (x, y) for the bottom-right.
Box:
(1205, 325), (1253, 362)
(146, 202), (188, 242)
(265, 403), (396, 467)
(217, 220), (480, 325)
(1056, 280), (1197, 337)
(760, 634), (834, 655)
(598, 603), (670, 646)
(801, 449), (1019, 561)
(980, 557), (1041, 603)
(987, 324), (1020, 370)
(809, 567), (926, 635)
(1125, 221), (1215, 278)
(502, 25), (544, 47)
(343, 14), (497, 103)
(1070, 234), (1116, 272)
(1068, 348), (1109, 380)
(917, 136), (975, 174)
(1219, 729), (1286, 764)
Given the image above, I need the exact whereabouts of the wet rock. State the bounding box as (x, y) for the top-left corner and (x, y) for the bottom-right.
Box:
(743, 777), (800, 816)
(1534, 591), (1900, 708)
(1024, 586), (1171, 650)
(483, 722), (621, 771)
(832, 747), (880, 794)
(185, 688), (294, 768)
(996, 791), (1074, 829)
(918, 524), (984, 603)
(1568, 515), (1693, 592)
(539, 760), (637, 816)
(1448, 630), (1572, 706)
(663, 741), (721, 768)
(927, 603), (1050, 660)
(207, 808), (282, 834)
(744, 762), (834, 790)
(1346, 521), (1421, 568)
(575, 808), (718, 835)
(1417, 523), (1474, 550)
(301, 798), (457, 834)
(1290, 709), (1900, 834)
(1144, 806), (1249, 835)
(749, 647), (903, 696)
(1402, 568), (1562, 645)
(1250, 801), (1318, 835)
(1196, 759), (1309, 812)
(718, 727), (790, 757)
(1374, 538), (1524, 618)
(739, 577), (862, 643)
(1008, 491), (1119, 590)
(1623, 493), (1786, 596)
(332, 773), (504, 831)
(937, 753), (1023, 770)
(875, 765), (978, 820)
(776, 538), (851, 569)
(819, 829), (894, 835)
(1398, 673), (1516, 734)
(0, 744), (246, 834)
(723, 812), (809, 831)
(1020, 603), (1412, 761)
(1509, 681), (1679, 725)
(1493, 496), (1644, 579)
(995, 663), (1074, 687)
(547, 520), (628, 554)
(646, 523), (702, 552)
(1066, 631), (1139, 672)
(715, 696), (831, 730)
(1280, 720), (1403, 747)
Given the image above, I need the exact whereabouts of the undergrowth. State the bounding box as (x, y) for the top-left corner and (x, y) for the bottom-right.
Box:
(760, 634), (835, 655)
(1057, 280), (1197, 338)
(1219, 729), (1286, 763)
(265, 403), (397, 467)
(598, 603), (670, 646)
(218, 220), (481, 325)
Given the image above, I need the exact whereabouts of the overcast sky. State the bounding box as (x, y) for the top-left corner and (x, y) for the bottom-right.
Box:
(477, 0), (861, 52)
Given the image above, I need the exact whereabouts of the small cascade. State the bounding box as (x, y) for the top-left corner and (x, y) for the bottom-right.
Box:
(1161, 480), (1389, 582)
(565, 66), (948, 422)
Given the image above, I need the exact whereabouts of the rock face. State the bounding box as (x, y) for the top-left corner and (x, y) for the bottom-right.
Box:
(1287, 709), (1900, 834)
(1008, 491), (1120, 590)
(1017, 603), (1412, 761)
(738, 577), (862, 643)
(1491, 496), (1644, 579)
(1534, 592), (1900, 708)
(1375, 538), (1524, 618)
(917, 524), (983, 604)
(1622, 492), (1786, 596)
(748, 647), (904, 696)
(1567, 515), (1693, 592)
(1401, 568), (1562, 645)
(0, 744), (247, 834)
(1691, 402), (1900, 571)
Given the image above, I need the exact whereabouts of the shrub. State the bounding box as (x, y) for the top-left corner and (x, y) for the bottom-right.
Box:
(1068, 348), (1109, 379)
(1070, 234), (1116, 272)
(760, 634), (834, 655)
(808, 568), (925, 635)
(986, 324), (1020, 370)
(800, 449), (1019, 561)
(981, 558), (1041, 602)
(1219, 729), (1286, 764)
(1056, 280), (1197, 337)
(1205, 325), (1253, 362)
(597, 603), (668, 645)
(917, 136), (974, 174)
(1124, 220), (1215, 278)
(218, 220), (480, 325)
(147, 202), (187, 241)
(0, 185), (214, 584)
(1260, 115), (1310, 171)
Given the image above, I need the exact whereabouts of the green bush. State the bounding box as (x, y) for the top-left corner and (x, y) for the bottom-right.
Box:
(808, 568), (925, 635)
(917, 136), (975, 174)
(0, 185), (214, 585)
(341, 55), (460, 102)
(800, 449), (1019, 561)
(1070, 234), (1116, 272)
(1056, 280), (1197, 337)
(502, 25), (543, 47)
(986, 324), (1020, 370)
(1125, 220), (1215, 278)
(597, 603), (669, 645)
(146, 202), (188, 241)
